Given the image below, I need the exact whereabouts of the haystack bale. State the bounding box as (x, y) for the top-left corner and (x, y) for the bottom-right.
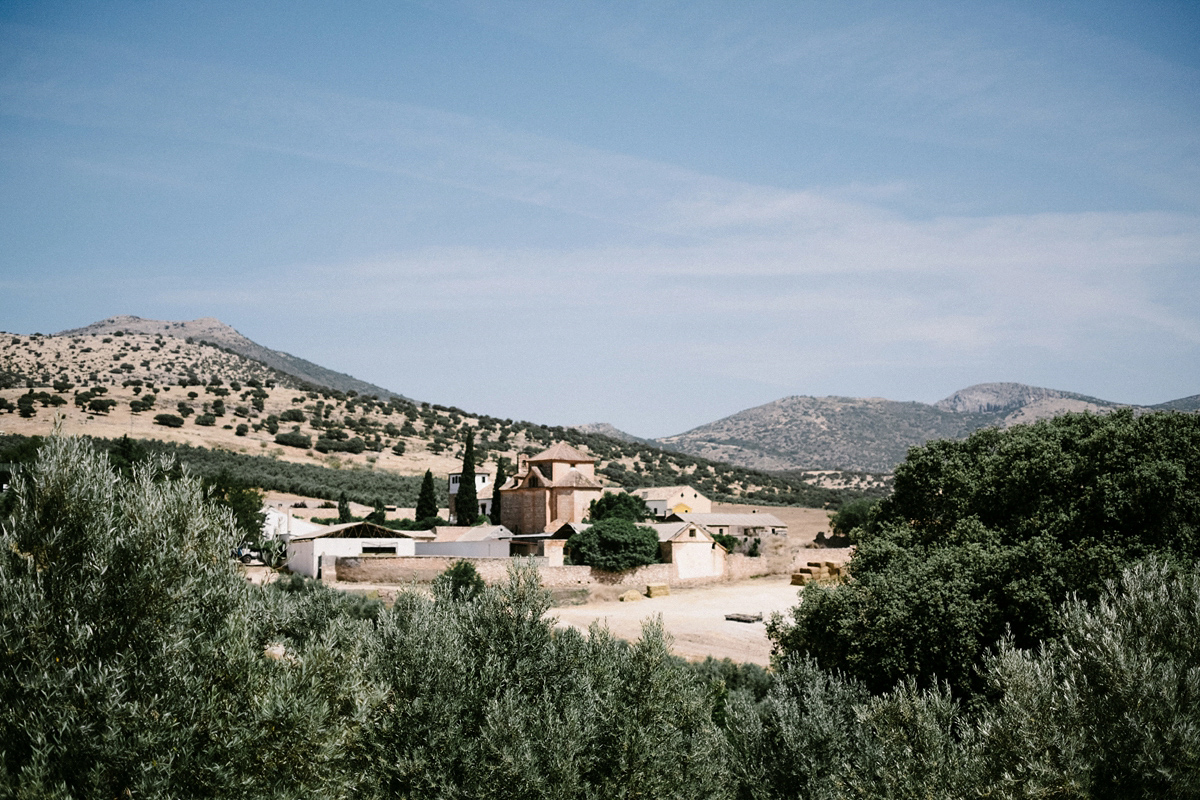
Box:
(618, 589), (643, 602)
(646, 583), (670, 598)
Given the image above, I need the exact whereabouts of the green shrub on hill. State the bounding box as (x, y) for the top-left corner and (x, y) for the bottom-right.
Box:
(153, 413), (184, 428)
(275, 431), (312, 449)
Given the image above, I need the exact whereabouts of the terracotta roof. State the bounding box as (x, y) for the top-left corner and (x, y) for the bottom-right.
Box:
(552, 469), (603, 489)
(528, 441), (593, 463)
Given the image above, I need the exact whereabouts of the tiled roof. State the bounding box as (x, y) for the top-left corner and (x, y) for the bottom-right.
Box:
(528, 441), (593, 463)
(552, 469), (603, 489)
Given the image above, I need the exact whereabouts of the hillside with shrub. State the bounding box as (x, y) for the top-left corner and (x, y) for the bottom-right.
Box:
(0, 323), (877, 509)
(656, 382), (1199, 472)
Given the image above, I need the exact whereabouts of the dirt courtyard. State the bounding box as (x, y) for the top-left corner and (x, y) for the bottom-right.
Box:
(551, 576), (805, 666)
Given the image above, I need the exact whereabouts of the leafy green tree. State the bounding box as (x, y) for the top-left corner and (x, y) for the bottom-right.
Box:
(455, 429), (480, 525)
(433, 560), (486, 602)
(587, 491), (652, 522)
(107, 435), (147, 480)
(274, 431), (312, 448)
(415, 469), (438, 524)
(489, 457), (508, 525)
(828, 497), (877, 541)
(976, 558), (1200, 796)
(0, 435), (375, 797)
(366, 499), (386, 525)
(153, 413), (184, 428)
(338, 491), (352, 523)
(202, 470), (266, 543)
(567, 517), (661, 571)
(770, 410), (1200, 699)
(361, 563), (729, 798)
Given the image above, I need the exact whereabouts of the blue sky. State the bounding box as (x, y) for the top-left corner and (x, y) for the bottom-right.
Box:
(2, 1), (1198, 436)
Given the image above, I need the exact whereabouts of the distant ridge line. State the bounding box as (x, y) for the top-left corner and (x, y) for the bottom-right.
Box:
(56, 315), (405, 400)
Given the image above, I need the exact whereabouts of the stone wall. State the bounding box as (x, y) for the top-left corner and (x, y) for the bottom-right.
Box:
(334, 555), (674, 588)
(725, 553), (774, 581)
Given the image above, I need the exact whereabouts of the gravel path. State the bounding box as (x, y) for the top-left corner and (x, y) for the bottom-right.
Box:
(550, 576), (804, 666)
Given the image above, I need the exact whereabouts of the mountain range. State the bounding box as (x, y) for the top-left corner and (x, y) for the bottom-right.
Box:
(18, 314), (1200, 476)
(646, 383), (1200, 472)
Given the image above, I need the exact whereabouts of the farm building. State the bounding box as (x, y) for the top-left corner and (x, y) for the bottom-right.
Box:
(283, 521), (431, 579)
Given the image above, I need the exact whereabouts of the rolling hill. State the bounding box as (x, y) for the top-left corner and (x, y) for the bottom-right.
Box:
(0, 320), (868, 509)
(655, 382), (1197, 472)
(57, 316), (404, 401)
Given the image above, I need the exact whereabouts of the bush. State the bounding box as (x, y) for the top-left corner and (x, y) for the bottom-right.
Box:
(0, 435), (374, 796)
(567, 518), (661, 571)
(235, 424), (249, 436)
(153, 413), (184, 428)
(770, 410), (1200, 699)
(587, 492), (652, 522)
(275, 432), (312, 449)
(194, 414), (216, 427)
(280, 408), (306, 423)
(829, 497), (877, 541)
(433, 560), (486, 602)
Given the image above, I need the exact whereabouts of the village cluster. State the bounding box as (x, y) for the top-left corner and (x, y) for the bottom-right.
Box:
(268, 441), (789, 584)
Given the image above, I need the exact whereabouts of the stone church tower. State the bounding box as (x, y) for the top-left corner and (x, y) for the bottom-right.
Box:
(497, 442), (603, 534)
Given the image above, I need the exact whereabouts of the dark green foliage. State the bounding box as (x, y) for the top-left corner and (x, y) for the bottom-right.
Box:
(587, 491), (652, 521)
(829, 496), (877, 540)
(416, 469), (438, 523)
(202, 470), (266, 542)
(0, 435), (376, 798)
(87, 397), (117, 414)
(106, 435), (147, 480)
(366, 499), (386, 525)
(194, 413), (216, 426)
(489, 457), (508, 525)
(153, 413), (184, 428)
(390, 440), (405, 456)
(280, 408), (305, 423)
(455, 429), (479, 525)
(269, 571), (383, 622)
(314, 436), (365, 454)
(361, 564), (730, 798)
(338, 492), (352, 523)
(711, 532), (738, 551)
(235, 423), (249, 436)
(433, 559), (486, 601)
(771, 410), (1200, 699)
(567, 518), (661, 571)
(975, 558), (1200, 796)
(128, 394), (155, 413)
(274, 431), (312, 449)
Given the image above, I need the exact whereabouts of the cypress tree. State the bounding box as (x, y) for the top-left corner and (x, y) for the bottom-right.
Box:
(456, 430), (479, 525)
(337, 491), (352, 523)
(489, 457), (508, 525)
(416, 469), (438, 524)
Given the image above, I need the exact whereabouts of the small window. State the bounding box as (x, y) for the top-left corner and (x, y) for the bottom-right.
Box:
(362, 545), (397, 555)
(689, 529), (696, 537)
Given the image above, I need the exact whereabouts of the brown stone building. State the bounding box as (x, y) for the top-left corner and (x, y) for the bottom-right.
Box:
(497, 442), (604, 534)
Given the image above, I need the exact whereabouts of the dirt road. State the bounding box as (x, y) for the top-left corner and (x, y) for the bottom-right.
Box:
(551, 576), (803, 666)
